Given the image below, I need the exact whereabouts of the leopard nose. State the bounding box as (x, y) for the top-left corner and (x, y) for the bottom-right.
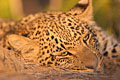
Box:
(82, 52), (104, 72)
(81, 53), (98, 70)
(75, 49), (99, 71)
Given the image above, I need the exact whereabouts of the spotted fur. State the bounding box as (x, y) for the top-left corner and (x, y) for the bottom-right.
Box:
(1, 0), (119, 73)
(1, 0), (104, 72)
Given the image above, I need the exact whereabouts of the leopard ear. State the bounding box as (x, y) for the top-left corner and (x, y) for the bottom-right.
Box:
(6, 34), (33, 50)
(71, 0), (93, 19)
(6, 34), (39, 60)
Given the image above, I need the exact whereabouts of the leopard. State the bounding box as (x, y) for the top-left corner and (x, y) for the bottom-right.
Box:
(0, 0), (119, 73)
(0, 0), (104, 72)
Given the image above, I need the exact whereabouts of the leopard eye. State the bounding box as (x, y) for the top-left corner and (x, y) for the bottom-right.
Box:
(61, 51), (73, 56)
(83, 34), (89, 45)
(83, 34), (89, 41)
(83, 33), (98, 49)
(62, 52), (68, 56)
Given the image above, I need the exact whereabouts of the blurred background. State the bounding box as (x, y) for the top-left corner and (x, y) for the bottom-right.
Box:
(0, 0), (120, 40)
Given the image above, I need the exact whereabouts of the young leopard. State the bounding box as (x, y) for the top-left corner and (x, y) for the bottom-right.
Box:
(1, 0), (120, 73)
(1, 0), (104, 72)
